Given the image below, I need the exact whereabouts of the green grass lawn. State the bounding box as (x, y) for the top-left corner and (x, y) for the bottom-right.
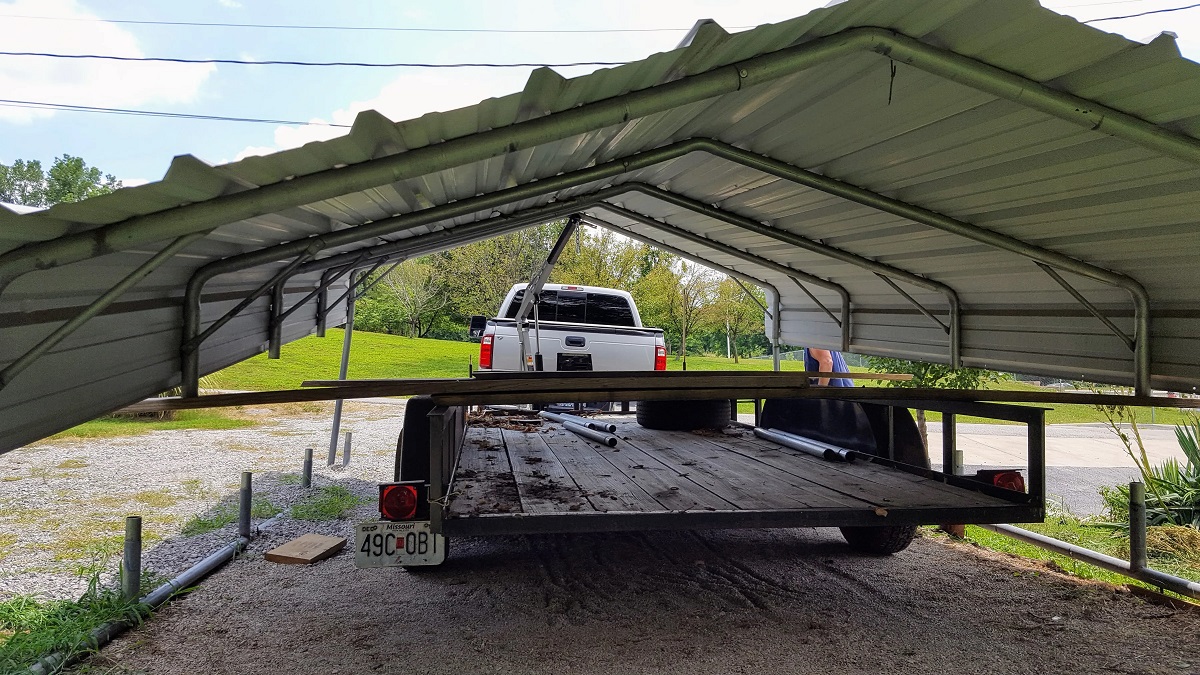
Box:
(50, 410), (254, 440)
(211, 332), (1190, 427)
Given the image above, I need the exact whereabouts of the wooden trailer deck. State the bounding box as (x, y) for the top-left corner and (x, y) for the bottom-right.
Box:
(441, 418), (1038, 536)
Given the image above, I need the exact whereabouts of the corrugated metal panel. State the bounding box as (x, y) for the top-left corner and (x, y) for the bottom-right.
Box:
(4, 0), (1200, 452)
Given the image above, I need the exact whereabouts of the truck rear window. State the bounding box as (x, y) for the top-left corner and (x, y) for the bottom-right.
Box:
(504, 289), (635, 326)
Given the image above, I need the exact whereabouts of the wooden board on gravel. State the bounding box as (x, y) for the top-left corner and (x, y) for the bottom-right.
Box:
(264, 534), (346, 564)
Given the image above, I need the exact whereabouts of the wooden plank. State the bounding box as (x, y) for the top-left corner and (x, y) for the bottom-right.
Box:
(448, 426), (521, 517)
(619, 425), (867, 510)
(538, 426), (667, 512)
(310, 371), (915, 384)
(700, 431), (1005, 509)
(264, 534), (346, 564)
(502, 428), (592, 514)
(584, 427), (738, 512)
(116, 382), (1200, 414)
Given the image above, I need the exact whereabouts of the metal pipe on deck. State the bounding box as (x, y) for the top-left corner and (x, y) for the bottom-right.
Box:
(539, 410), (617, 432)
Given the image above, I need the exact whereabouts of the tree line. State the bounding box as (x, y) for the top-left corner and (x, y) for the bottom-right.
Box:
(354, 221), (774, 361)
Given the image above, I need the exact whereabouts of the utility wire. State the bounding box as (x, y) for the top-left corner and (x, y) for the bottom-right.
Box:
(0, 99), (349, 127)
(1084, 2), (1200, 21)
(0, 51), (628, 68)
(0, 14), (748, 33)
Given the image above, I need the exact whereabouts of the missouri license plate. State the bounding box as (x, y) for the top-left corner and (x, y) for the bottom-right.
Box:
(354, 521), (446, 568)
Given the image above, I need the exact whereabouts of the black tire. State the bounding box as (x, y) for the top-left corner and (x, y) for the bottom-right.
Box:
(398, 395), (436, 482)
(839, 524), (918, 555)
(838, 404), (927, 555)
(635, 399), (731, 431)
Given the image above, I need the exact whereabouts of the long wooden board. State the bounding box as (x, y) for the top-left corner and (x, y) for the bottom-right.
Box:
(116, 379), (1198, 414)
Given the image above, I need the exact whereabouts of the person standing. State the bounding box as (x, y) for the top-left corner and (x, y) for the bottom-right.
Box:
(804, 347), (853, 387)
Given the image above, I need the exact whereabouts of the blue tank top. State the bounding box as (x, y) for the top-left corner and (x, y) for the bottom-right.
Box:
(803, 349), (853, 388)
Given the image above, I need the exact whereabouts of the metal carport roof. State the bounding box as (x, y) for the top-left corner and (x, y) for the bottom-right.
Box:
(3, 0), (1200, 454)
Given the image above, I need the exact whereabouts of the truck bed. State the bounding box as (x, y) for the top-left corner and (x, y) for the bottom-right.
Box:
(441, 418), (1037, 537)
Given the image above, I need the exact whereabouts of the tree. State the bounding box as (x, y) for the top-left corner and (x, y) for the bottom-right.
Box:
(380, 259), (449, 338)
(0, 154), (121, 207)
(550, 226), (648, 289)
(865, 356), (1008, 447)
(707, 277), (765, 363)
(634, 260), (718, 366)
(430, 223), (561, 319)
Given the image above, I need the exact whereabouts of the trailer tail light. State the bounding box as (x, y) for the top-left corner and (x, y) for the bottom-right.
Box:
(654, 345), (667, 371)
(974, 469), (1026, 493)
(479, 333), (494, 369)
(379, 483), (419, 521)
(992, 471), (1026, 493)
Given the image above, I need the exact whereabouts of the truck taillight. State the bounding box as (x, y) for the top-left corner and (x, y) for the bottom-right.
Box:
(479, 334), (494, 369)
(654, 345), (666, 370)
(380, 484), (419, 521)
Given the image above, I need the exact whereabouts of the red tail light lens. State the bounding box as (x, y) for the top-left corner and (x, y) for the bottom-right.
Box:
(654, 345), (666, 371)
(479, 334), (494, 369)
(992, 471), (1026, 493)
(380, 484), (419, 520)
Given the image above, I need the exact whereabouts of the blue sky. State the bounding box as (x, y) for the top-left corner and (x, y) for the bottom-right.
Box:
(2, 0), (1200, 185)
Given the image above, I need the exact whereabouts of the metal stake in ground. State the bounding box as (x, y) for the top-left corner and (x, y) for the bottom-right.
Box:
(1129, 481), (1147, 572)
(239, 471), (252, 540)
(122, 516), (141, 601)
(302, 448), (313, 488)
(342, 431), (352, 467)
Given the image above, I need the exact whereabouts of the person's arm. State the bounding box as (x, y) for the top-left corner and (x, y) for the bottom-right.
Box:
(809, 348), (833, 386)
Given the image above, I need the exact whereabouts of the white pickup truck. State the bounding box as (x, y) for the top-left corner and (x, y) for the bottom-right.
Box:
(473, 283), (666, 372)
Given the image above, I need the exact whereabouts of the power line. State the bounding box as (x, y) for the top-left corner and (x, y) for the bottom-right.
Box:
(0, 99), (349, 127)
(0, 51), (629, 69)
(1084, 2), (1200, 21)
(0, 13), (739, 33)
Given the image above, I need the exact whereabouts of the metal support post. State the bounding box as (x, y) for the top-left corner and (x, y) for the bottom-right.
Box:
(238, 472), (252, 540)
(886, 406), (895, 461)
(302, 448), (313, 488)
(268, 283), (284, 359)
(753, 399), (762, 427)
(327, 273), (359, 465)
(342, 432), (352, 467)
(1027, 410), (1047, 511)
(122, 516), (142, 601)
(429, 408), (447, 533)
(515, 215), (582, 371)
(1129, 481), (1147, 572)
(771, 294), (782, 372)
(942, 413), (957, 472)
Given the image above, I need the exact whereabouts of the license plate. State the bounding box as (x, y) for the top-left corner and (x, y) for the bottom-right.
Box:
(354, 521), (446, 568)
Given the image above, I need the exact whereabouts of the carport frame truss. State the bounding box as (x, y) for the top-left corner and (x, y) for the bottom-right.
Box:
(0, 27), (1173, 394)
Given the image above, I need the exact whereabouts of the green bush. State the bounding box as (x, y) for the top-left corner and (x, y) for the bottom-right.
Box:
(1099, 414), (1200, 528)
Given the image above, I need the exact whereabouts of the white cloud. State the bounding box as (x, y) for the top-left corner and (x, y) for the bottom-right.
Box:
(0, 0), (215, 123)
(231, 69), (531, 160)
(119, 177), (149, 188)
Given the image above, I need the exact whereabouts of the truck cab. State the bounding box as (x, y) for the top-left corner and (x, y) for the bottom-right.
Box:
(476, 283), (667, 373)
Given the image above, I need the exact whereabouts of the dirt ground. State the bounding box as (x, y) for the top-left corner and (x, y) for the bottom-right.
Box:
(87, 526), (1199, 675)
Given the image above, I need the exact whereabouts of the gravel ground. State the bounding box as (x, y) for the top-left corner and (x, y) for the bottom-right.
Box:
(0, 400), (402, 601)
(2, 402), (1198, 674)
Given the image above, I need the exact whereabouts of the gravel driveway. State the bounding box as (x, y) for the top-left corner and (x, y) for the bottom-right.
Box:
(1, 401), (1196, 674)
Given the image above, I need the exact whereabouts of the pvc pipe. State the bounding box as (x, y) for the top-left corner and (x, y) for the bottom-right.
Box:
(539, 411), (617, 433)
(978, 523), (1200, 600)
(754, 427), (855, 462)
(562, 420), (618, 447)
(302, 448), (313, 488)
